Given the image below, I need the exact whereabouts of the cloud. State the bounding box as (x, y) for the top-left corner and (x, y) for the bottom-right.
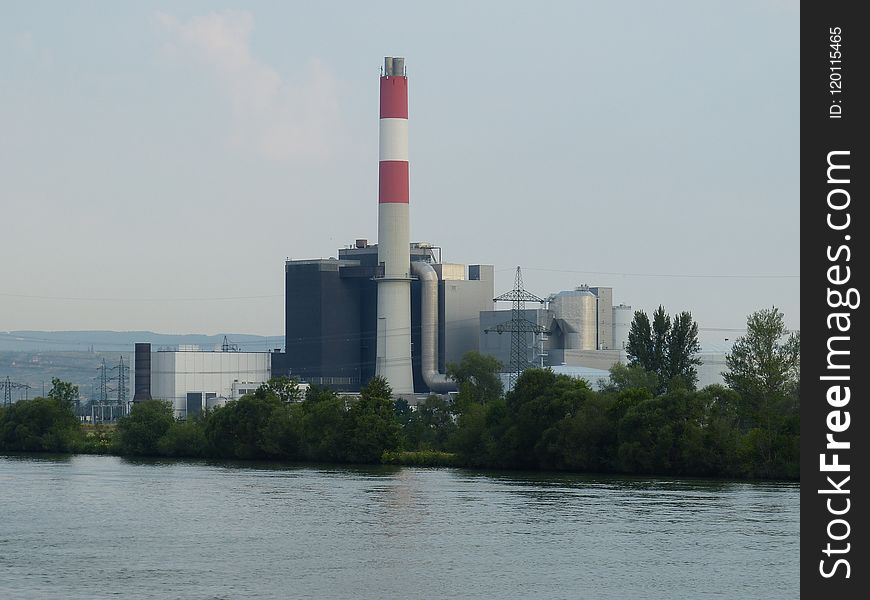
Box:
(156, 10), (344, 162)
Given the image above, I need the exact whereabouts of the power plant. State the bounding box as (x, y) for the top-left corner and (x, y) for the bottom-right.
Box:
(276, 57), (496, 396)
(131, 57), (639, 410)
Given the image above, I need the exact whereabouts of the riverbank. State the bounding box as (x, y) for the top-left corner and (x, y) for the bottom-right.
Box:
(1, 369), (800, 480)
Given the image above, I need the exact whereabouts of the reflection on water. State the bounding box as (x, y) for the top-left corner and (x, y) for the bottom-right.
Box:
(0, 455), (797, 600)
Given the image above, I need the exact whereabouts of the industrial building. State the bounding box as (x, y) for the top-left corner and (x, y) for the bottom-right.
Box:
(276, 57), (494, 395)
(123, 55), (729, 407)
(133, 342), (273, 418)
(280, 243), (493, 393)
(479, 286), (633, 377)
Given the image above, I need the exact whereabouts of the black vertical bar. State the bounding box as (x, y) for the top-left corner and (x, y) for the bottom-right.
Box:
(801, 3), (868, 596)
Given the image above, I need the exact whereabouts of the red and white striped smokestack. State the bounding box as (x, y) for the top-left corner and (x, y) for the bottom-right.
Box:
(375, 56), (414, 394)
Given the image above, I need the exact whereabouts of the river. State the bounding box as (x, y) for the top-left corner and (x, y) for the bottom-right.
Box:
(0, 454), (798, 599)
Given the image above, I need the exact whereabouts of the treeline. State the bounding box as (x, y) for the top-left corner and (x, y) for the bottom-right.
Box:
(0, 307), (799, 480)
(0, 370), (797, 479)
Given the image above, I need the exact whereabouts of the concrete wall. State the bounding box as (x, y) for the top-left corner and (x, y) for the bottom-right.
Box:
(151, 351), (271, 417)
(439, 264), (494, 370)
(548, 348), (625, 371)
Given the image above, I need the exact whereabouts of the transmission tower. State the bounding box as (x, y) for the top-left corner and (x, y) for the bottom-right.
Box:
(111, 356), (129, 406)
(2, 376), (31, 406)
(97, 359), (109, 404)
(484, 266), (548, 390)
(221, 335), (240, 352)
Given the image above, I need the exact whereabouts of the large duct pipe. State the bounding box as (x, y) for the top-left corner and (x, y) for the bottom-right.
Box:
(411, 261), (457, 393)
(132, 343), (152, 402)
(375, 56), (414, 394)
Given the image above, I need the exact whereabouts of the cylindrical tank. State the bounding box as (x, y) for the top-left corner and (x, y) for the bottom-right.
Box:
(612, 304), (633, 351)
(132, 343), (152, 401)
(550, 289), (597, 351)
(575, 291), (597, 350)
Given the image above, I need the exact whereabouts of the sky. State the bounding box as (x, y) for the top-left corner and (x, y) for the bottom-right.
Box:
(0, 1), (799, 349)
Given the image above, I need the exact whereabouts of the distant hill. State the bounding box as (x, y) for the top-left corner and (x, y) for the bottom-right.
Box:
(0, 330), (284, 353)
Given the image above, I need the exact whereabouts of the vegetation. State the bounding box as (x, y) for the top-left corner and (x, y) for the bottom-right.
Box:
(0, 396), (82, 453)
(723, 307), (800, 478)
(1, 308), (799, 480)
(626, 306), (701, 393)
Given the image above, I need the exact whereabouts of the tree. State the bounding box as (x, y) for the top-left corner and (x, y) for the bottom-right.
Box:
(626, 306), (701, 393)
(724, 307), (799, 477)
(204, 393), (287, 460)
(404, 395), (456, 450)
(48, 378), (79, 407)
(298, 386), (348, 462)
(446, 351), (504, 409)
(344, 376), (401, 463)
(0, 396), (81, 452)
(724, 307), (799, 420)
(600, 363), (659, 396)
(256, 376), (302, 403)
(116, 400), (175, 456)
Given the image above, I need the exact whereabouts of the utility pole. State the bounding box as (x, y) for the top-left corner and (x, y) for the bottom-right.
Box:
(484, 267), (548, 390)
(98, 359), (109, 404)
(111, 355), (129, 404)
(111, 356), (129, 417)
(2, 376), (31, 406)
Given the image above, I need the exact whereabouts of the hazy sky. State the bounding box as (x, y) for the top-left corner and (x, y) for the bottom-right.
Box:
(1, 1), (799, 348)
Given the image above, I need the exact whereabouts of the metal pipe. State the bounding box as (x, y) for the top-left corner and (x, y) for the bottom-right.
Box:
(411, 261), (457, 393)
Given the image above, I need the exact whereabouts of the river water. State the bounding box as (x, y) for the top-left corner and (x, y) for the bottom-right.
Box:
(0, 454), (798, 599)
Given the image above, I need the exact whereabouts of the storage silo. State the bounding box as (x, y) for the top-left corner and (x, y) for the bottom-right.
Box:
(612, 304), (633, 350)
(549, 287), (597, 351)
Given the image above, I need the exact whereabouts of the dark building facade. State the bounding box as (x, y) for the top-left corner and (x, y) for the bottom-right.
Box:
(278, 242), (493, 393)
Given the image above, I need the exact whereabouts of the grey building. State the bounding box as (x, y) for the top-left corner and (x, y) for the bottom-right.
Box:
(479, 308), (550, 371)
(280, 240), (493, 392)
(479, 285), (626, 376)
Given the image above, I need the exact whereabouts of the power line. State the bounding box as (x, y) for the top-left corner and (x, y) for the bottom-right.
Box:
(0, 292), (281, 302)
(499, 267), (800, 279)
(2, 376), (31, 406)
(484, 267), (548, 390)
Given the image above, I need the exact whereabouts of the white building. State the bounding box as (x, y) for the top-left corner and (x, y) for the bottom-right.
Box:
(150, 347), (272, 417)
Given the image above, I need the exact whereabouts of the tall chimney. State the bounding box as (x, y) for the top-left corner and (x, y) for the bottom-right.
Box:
(375, 57), (414, 394)
(132, 343), (152, 402)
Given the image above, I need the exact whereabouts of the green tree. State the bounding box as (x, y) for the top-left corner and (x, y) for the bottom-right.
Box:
(724, 307), (799, 425)
(157, 417), (207, 458)
(626, 306), (701, 393)
(48, 378), (79, 407)
(344, 376), (401, 463)
(204, 393), (286, 460)
(297, 386), (348, 461)
(404, 395), (456, 451)
(500, 368), (593, 469)
(256, 376), (303, 403)
(601, 363), (659, 396)
(446, 351), (504, 409)
(116, 400), (175, 456)
(0, 396), (81, 452)
(615, 390), (706, 475)
(724, 307), (800, 477)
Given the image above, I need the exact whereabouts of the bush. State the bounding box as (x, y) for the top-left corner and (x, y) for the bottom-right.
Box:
(158, 418), (207, 458)
(116, 400), (175, 456)
(381, 450), (458, 467)
(0, 397), (81, 453)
